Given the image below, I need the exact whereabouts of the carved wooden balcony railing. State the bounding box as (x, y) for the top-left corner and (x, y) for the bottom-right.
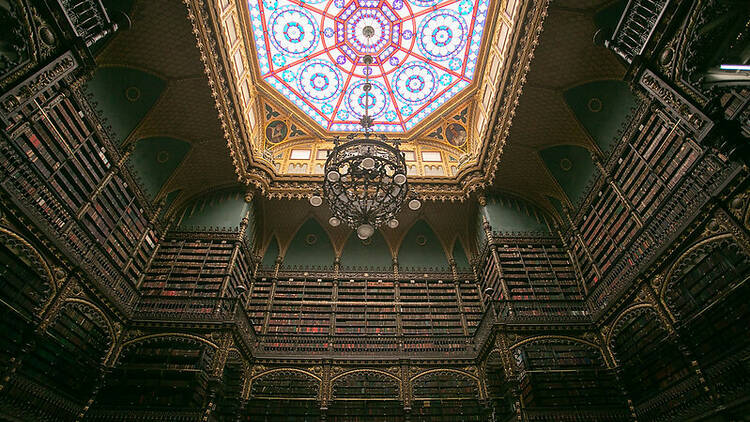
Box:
(133, 296), (257, 348)
(494, 299), (592, 325)
(606, 0), (671, 63)
(55, 0), (117, 46)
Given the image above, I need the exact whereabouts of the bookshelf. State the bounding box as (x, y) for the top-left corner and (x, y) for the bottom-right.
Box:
(571, 107), (705, 297)
(611, 308), (694, 407)
(17, 303), (111, 402)
(139, 232), (253, 299)
(251, 273), (481, 349)
(328, 372), (403, 422)
(665, 241), (750, 367)
(513, 339), (624, 410)
(94, 339), (214, 409)
(0, 78), (154, 303)
(412, 371), (482, 422)
(481, 237), (583, 305)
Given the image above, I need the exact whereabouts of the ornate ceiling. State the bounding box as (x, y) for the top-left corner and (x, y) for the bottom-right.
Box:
(245, 0), (492, 133)
(90, 0), (628, 225)
(204, 0), (532, 194)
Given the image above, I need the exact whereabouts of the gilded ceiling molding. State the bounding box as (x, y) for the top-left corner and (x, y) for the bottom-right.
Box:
(184, 0), (549, 200)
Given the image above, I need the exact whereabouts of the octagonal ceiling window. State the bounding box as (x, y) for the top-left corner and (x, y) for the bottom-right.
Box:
(247, 0), (491, 132)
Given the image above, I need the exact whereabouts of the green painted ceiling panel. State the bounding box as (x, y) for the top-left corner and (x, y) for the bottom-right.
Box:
(540, 145), (599, 207)
(481, 195), (551, 235)
(398, 220), (449, 271)
(262, 237), (280, 269)
(85, 67), (165, 144)
(177, 190), (250, 231)
(452, 240), (471, 271)
(129, 137), (190, 200)
(594, 0), (627, 32)
(564, 80), (638, 154)
(284, 219), (334, 269)
(340, 231), (392, 271)
(158, 189), (181, 220)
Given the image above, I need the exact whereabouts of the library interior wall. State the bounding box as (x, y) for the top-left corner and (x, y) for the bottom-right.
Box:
(481, 195), (552, 234)
(176, 190), (251, 231)
(262, 236), (280, 268)
(84, 67), (166, 144)
(563, 80), (639, 154)
(398, 220), (450, 271)
(452, 240), (471, 271)
(540, 144), (599, 207)
(128, 137), (190, 200)
(340, 230), (392, 270)
(283, 218), (335, 268)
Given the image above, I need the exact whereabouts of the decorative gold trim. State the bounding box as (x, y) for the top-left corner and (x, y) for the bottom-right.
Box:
(182, 0), (549, 200)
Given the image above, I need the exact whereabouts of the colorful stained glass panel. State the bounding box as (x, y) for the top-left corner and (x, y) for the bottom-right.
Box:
(246, 0), (491, 132)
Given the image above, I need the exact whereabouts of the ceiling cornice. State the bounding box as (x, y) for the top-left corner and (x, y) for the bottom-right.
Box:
(183, 0), (550, 201)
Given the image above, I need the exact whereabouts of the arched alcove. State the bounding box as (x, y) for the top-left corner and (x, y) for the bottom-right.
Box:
(94, 336), (217, 412)
(412, 370), (481, 421)
(177, 189), (251, 231)
(398, 220), (449, 271)
(128, 137), (190, 200)
(540, 145), (598, 207)
(340, 230), (392, 271)
(610, 307), (694, 419)
(262, 236), (281, 269)
(85, 67), (166, 143)
(480, 194), (553, 235)
(283, 218), (334, 269)
(563, 80), (638, 154)
(452, 239), (471, 271)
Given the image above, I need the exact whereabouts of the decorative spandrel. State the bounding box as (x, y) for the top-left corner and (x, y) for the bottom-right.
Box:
(247, 0), (491, 132)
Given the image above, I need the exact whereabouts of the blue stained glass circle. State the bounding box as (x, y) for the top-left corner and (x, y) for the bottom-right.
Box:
(272, 53), (286, 66)
(346, 80), (387, 118)
(393, 62), (437, 104)
(448, 57), (462, 71)
(282, 70), (296, 82)
(417, 10), (466, 61)
(268, 7), (319, 57)
(458, 0), (473, 15)
(299, 61), (343, 102)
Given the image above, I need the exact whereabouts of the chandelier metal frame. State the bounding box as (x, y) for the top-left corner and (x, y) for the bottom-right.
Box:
(309, 25), (421, 239)
(323, 133), (409, 230)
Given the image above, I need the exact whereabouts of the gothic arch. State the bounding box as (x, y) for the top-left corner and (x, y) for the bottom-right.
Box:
(0, 225), (56, 313)
(330, 369), (402, 401)
(57, 298), (117, 362)
(251, 367), (321, 382)
(659, 233), (735, 319)
(115, 333), (218, 365)
(411, 369), (483, 401)
(510, 335), (602, 355)
(606, 304), (663, 365)
(410, 368), (479, 382)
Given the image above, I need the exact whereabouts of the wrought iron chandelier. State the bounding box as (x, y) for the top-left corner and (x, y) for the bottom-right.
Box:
(309, 25), (421, 240)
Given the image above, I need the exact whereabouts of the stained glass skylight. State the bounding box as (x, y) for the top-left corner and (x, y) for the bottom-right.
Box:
(246, 0), (491, 132)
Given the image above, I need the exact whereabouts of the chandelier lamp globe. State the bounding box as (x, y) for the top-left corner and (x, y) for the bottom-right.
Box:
(307, 26), (421, 239)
